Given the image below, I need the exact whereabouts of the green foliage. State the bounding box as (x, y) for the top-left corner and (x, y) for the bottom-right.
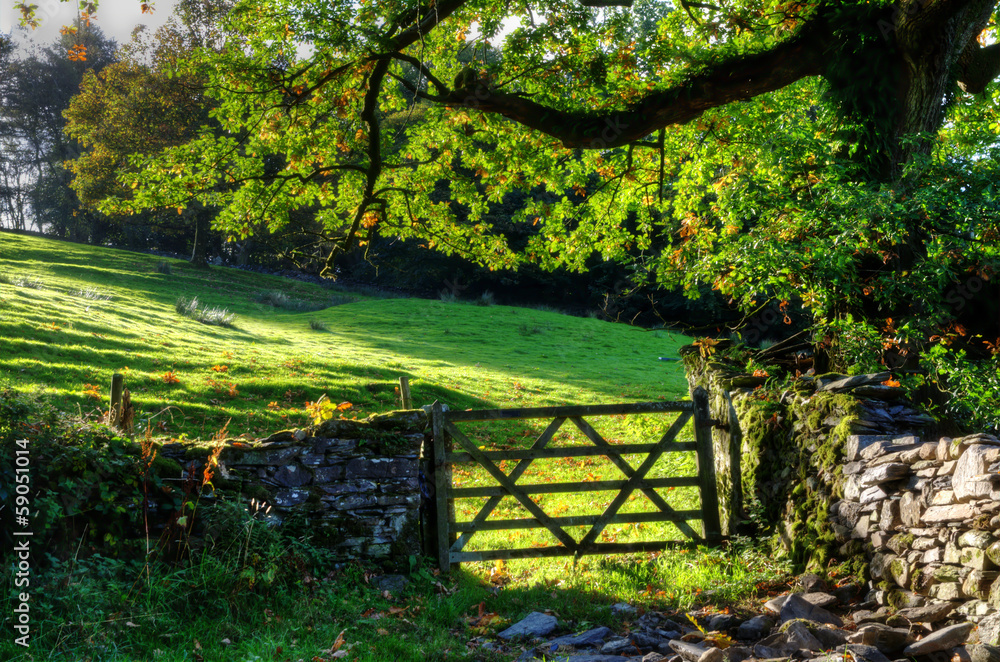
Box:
(0, 388), (167, 561)
(919, 345), (1000, 434)
(66, 0), (991, 432)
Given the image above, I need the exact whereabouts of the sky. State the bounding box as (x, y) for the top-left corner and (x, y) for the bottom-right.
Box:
(2, 0), (179, 53)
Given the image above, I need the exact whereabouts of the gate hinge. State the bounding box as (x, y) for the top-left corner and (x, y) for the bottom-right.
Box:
(708, 418), (729, 431)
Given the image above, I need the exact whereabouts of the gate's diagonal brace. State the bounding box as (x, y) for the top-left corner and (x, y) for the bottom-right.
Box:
(450, 417), (566, 553)
(570, 413), (701, 541)
(577, 412), (691, 550)
(445, 421), (579, 552)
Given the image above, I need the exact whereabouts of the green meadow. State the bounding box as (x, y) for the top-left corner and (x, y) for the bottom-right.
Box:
(0, 232), (788, 661)
(0, 231), (702, 547)
(0, 232), (689, 437)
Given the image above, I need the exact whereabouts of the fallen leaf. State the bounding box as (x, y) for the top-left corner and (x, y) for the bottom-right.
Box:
(331, 630), (346, 652)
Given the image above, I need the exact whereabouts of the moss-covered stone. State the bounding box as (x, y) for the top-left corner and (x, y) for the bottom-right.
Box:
(149, 452), (183, 479)
(684, 344), (876, 574)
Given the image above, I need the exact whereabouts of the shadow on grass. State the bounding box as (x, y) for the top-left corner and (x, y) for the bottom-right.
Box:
(0, 544), (757, 662)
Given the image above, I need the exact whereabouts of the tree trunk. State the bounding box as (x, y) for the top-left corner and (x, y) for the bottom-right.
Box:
(190, 211), (210, 268)
(889, 0), (997, 177)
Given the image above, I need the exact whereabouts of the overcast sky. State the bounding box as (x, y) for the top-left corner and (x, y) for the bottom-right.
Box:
(2, 0), (179, 54)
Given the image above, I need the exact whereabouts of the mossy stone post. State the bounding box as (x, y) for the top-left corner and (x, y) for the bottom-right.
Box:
(109, 373), (124, 427)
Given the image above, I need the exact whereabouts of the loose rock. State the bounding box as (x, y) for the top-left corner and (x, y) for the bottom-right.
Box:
(779, 593), (844, 627)
(736, 615), (775, 640)
(498, 612), (559, 641)
(903, 622), (976, 655)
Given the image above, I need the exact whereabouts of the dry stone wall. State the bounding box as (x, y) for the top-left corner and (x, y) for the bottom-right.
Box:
(834, 431), (1000, 620)
(158, 410), (428, 569)
(683, 343), (1000, 636)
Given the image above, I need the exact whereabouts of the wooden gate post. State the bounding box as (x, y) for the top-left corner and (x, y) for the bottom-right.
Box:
(399, 376), (412, 410)
(692, 387), (722, 543)
(431, 401), (452, 571)
(109, 373), (124, 427)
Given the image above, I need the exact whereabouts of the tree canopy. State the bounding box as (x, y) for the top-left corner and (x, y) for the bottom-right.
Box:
(35, 0), (1000, 426)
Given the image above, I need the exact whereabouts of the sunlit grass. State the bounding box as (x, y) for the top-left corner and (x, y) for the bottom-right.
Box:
(0, 232), (691, 441)
(0, 233), (794, 662)
(0, 232), (701, 552)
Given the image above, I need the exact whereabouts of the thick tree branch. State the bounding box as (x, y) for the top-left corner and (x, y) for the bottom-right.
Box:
(443, 22), (830, 148)
(957, 41), (1000, 93)
(391, 0), (469, 50)
(389, 52), (450, 95)
(320, 58), (390, 277)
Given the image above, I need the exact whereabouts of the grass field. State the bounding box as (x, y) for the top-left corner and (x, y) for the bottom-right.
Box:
(0, 231), (701, 550)
(0, 232), (790, 661)
(0, 232), (689, 437)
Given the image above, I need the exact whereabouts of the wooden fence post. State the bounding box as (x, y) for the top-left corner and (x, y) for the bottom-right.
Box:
(109, 373), (124, 427)
(692, 386), (722, 544)
(431, 401), (451, 572)
(399, 376), (412, 410)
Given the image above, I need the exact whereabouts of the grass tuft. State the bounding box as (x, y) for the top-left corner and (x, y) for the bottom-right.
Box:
(6, 274), (45, 289)
(517, 322), (544, 336)
(476, 290), (496, 306)
(309, 319), (329, 331)
(176, 296), (237, 327)
(156, 260), (173, 275)
(254, 290), (326, 312)
(74, 286), (112, 301)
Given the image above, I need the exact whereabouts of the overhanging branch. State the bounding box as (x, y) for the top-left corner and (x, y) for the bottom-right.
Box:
(441, 21), (831, 148)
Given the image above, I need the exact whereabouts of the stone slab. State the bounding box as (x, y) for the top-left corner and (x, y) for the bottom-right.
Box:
(903, 622), (975, 655)
(499, 612), (559, 641)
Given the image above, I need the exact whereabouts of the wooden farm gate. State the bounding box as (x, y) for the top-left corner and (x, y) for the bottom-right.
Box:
(428, 387), (721, 570)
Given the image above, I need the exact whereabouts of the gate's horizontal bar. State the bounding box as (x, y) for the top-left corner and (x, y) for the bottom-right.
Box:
(447, 441), (697, 463)
(443, 401), (693, 422)
(450, 539), (710, 563)
(452, 509), (702, 532)
(452, 476), (700, 498)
